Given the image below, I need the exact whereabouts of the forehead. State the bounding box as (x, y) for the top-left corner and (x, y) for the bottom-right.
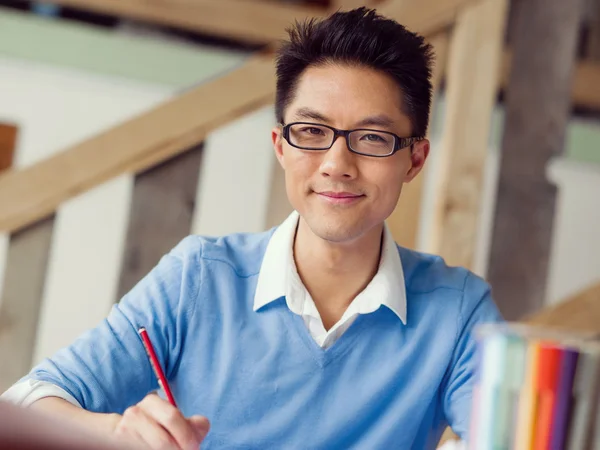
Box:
(286, 64), (409, 130)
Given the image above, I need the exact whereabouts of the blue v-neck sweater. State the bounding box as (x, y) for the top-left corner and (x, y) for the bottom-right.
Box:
(25, 230), (501, 449)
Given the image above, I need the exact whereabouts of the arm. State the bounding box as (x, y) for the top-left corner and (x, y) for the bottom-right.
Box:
(441, 272), (504, 441)
(2, 237), (208, 449)
(30, 395), (209, 450)
(4, 238), (201, 414)
(31, 397), (121, 436)
(15, 236), (202, 414)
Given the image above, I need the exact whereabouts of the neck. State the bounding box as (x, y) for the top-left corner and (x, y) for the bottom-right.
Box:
(293, 217), (383, 330)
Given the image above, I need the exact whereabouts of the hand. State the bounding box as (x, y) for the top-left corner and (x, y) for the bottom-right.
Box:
(113, 393), (210, 450)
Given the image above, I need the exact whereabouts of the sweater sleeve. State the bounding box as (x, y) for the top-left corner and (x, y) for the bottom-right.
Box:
(1, 379), (82, 407)
(12, 236), (202, 414)
(442, 272), (504, 441)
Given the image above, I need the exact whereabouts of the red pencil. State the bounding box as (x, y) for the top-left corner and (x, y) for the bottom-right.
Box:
(138, 327), (178, 408)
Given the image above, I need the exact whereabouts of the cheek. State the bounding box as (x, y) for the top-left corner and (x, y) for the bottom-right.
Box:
(379, 173), (403, 200)
(366, 166), (405, 211)
(283, 154), (320, 213)
(284, 151), (320, 190)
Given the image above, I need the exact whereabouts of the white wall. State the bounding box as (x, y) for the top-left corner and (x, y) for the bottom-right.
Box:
(546, 159), (600, 304)
(192, 106), (277, 237)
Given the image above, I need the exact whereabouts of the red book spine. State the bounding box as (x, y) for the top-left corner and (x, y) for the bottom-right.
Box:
(533, 344), (563, 450)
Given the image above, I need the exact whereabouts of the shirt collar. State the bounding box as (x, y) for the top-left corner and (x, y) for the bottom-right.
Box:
(253, 211), (407, 324)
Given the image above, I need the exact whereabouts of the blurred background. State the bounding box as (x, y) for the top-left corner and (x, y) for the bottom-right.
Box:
(0, 0), (598, 428)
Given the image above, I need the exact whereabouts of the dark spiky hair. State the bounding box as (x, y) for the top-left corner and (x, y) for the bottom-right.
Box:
(275, 7), (434, 137)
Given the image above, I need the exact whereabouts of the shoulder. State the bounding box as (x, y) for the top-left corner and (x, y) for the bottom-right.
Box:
(170, 228), (276, 278)
(398, 246), (496, 316)
(399, 246), (488, 293)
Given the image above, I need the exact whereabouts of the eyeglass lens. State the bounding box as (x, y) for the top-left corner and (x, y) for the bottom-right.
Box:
(288, 123), (395, 156)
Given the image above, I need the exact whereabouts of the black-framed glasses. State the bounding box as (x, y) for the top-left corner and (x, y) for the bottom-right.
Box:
(281, 122), (422, 157)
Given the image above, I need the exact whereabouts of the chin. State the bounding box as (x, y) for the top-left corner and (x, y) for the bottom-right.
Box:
(305, 216), (368, 243)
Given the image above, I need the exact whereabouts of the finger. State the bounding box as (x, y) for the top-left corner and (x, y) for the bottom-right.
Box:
(139, 395), (199, 450)
(121, 405), (179, 450)
(188, 415), (210, 441)
(123, 427), (162, 450)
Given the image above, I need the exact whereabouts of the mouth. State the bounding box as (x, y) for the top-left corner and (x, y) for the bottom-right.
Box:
(315, 191), (365, 205)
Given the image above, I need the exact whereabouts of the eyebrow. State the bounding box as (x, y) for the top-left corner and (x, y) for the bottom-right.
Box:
(354, 115), (396, 129)
(292, 107), (330, 123)
(291, 108), (396, 130)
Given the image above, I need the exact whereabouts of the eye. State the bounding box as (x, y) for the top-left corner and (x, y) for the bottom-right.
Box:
(361, 133), (386, 142)
(299, 127), (326, 136)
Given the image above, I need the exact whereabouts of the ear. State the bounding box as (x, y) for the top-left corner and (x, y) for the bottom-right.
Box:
(404, 139), (430, 182)
(272, 127), (286, 169)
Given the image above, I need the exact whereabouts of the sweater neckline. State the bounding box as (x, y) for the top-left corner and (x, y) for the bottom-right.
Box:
(280, 305), (373, 368)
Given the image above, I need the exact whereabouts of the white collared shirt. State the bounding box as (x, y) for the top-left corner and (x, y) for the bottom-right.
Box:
(2, 211), (407, 406)
(254, 211), (407, 349)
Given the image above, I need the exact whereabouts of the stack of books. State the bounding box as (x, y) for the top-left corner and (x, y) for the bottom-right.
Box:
(468, 323), (600, 450)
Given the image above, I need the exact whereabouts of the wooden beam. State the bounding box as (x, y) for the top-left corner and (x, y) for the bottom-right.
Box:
(41, 0), (471, 45)
(44, 0), (327, 44)
(387, 33), (449, 248)
(433, 6), (506, 441)
(0, 217), (54, 391)
(379, 0), (479, 38)
(487, 0), (585, 320)
(0, 55), (276, 234)
(0, 123), (17, 298)
(571, 58), (600, 110)
(0, 124), (17, 173)
(429, 0), (508, 269)
(117, 145), (203, 299)
(331, 0), (370, 11)
(525, 281), (600, 336)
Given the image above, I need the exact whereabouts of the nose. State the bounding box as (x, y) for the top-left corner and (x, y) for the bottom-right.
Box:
(318, 135), (358, 180)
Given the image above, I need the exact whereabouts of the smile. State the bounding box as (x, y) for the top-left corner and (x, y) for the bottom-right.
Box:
(316, 191), (365, 205)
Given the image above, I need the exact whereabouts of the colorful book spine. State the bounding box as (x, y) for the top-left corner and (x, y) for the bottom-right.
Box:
(533, 344), (563, 450)
(514, 341), (541, 450)
(496, 335), (527, 450)
(592, 382), (600, 450)
(469, 324), (600, 450)
(565, 351), (600, 450)
(476, 333), (507, 450)
(549, 348), (579, 450)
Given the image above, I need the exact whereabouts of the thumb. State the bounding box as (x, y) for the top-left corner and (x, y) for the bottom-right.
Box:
(189, 415), (210, 441)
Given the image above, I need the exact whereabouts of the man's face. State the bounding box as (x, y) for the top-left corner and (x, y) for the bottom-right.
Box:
(272, 64), (429, 244)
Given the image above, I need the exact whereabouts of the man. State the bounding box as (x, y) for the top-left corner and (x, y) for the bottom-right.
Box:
(2, 7), (501, 450)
